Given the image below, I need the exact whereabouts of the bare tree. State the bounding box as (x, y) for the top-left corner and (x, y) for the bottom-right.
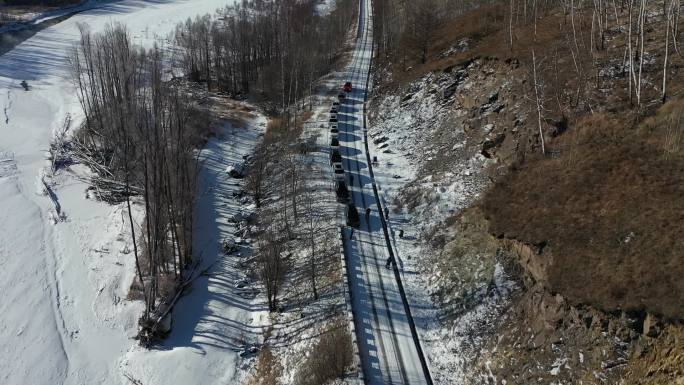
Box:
(258, 224), (289, 312)
(301, 174), (331, 300)
(245, 144), (270, 208)
(70, 24), (200, 342)
(531, 49), (547, 155)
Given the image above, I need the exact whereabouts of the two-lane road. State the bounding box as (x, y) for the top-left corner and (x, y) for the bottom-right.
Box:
(340, 1), (432, 384)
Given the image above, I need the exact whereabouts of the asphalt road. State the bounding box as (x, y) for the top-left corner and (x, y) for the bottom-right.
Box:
(340, 1), (432, 384)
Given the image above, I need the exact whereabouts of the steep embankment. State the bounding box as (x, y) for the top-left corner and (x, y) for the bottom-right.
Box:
(368, 2), (684, 384)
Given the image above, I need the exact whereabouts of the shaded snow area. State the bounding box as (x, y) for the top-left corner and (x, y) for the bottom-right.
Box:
(367, 68), (518, 384)
(0, 1), (240, 385)
(123, 116), (269, 385)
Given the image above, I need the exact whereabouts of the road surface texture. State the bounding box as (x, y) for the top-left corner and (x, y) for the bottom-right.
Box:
(340, 1), (433, 384)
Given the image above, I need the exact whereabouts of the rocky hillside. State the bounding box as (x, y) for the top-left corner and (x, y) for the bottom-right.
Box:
(368, 1), (684, 384)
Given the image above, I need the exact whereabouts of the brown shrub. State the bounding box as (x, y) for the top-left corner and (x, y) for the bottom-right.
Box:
(482, 102), (684, 320)
(267, 118), (283, 132)
(245, 345), (282, 385)
(294, 322), (353, 385)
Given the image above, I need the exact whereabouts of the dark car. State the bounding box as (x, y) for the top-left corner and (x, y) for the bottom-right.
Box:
(338, 92), (346, 101)
(331, 149), (342, 164)
(346, 203), (360, 228)
(343, 82), (353, 93)
(330, 137), (339, 150)
(336, 181), (350, 203)
(330, 127), (339, 138)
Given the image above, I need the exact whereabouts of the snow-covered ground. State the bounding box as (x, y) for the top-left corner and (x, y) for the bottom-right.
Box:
(0, 2), (247, 385)
(123, 115), (269, 385)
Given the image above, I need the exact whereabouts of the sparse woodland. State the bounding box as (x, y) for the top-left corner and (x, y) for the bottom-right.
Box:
(367, 1), (683, 383)
(173, 0), (357, 118)
(67, 0), (358, 347)
(69, 24), (202, 345)
(171, 0), (357, 313)
(374, 0), (682, 112)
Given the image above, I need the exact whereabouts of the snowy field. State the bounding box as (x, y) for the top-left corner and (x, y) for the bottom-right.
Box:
(0, 1), (252, 385)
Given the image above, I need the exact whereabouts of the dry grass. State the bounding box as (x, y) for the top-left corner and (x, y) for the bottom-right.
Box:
(382, 1), (684, 320)
(294, 321), (353, 385)
(267, 118), (284, 132)
(383, 1), (684, 118)
(244, 345), (282, 385)
(482, 100), (684, 319)
(624, 323), (684, 385)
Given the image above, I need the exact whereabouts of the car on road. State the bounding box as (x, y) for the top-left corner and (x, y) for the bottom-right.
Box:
(331, 148), (342, 164)
(335, 180), (350, 203)
(346, 203), (360, 228)
(330, 127), (339, 139)
(343, 82), (353, 93)
(338, 92), (345, 101)
(333, 163), (344, 180)
(330, 137), (339, 151)
(332, 101), (340, 111)
(329, 116), (338, 125)
(329, 110), (337, 120)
